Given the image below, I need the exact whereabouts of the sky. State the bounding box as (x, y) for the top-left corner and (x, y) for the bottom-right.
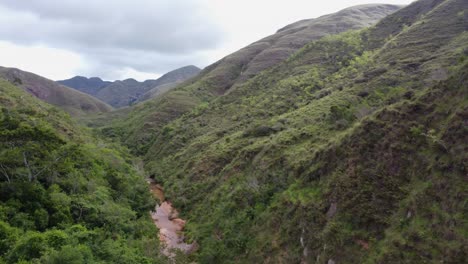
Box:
(0, 0), (414, 81)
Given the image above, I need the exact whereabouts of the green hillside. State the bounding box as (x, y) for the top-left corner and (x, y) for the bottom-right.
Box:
(0, 79), (164, 263)
(89, 4), (400, 154)
(98, 0), (467, 262)
(1, 0), (467, 263)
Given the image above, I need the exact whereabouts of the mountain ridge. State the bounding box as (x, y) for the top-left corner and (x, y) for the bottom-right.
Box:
(58, 65), (201, 108)
(57, 76), (112, 96)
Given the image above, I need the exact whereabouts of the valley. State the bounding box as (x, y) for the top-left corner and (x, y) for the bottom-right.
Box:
(0, 0), (467, 263)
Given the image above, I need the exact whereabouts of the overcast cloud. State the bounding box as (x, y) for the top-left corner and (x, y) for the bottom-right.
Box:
(0, 0), (414, 80)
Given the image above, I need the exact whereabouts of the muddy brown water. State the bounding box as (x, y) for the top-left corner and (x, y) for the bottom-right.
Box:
(147, 179), (194, 257)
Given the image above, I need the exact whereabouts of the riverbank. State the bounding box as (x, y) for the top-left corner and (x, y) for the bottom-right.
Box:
(147, 179), (194, 257)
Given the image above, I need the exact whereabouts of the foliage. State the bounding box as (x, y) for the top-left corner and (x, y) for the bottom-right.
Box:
(3, 0), (467, 263)
(0, 79), (161, 263)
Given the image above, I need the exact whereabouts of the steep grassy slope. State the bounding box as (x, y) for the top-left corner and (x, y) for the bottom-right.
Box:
(0, 67), (113, 116)
(245, 62), (468, 263)
(0, 78), (167, 263)
(59, 66), (200, 109)
(93, 4), (400, 154)
(102, 0), (467, 262)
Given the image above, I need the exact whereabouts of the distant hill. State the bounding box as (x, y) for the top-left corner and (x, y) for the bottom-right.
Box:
(57, 76), (112, 95)
(59, 65), (201, 108)
(0, 66), (112, 116)
(147, 65), (201, 88)
(93, 78), (148, 108)
(136, 65), (201, 103)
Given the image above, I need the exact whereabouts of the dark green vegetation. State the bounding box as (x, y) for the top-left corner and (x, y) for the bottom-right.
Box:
(0, 79), (168, 263)
(95, 0), (467, 262)
(59, 65), (201, 108)
(0, 67), (112, 116)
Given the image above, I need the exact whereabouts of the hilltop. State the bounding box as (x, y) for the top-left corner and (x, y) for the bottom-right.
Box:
(57, 76), (112, 96)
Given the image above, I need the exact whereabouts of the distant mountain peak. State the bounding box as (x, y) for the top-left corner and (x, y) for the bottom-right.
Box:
(58, 65), (201, 108)
(121, 78), (139, 83)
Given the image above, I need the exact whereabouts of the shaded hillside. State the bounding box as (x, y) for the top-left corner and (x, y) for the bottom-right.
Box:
(137, 65), (201, 103)
(0, 78), (163, 263)
(95, 4), (400, 154)
(91, 65), (201, 108)
(147, 65), (201, 89)
(94, 78), (149, 108)
(57, 76), (112, 95)
(102, 0), (467, 262)
(0, 67), (112, 116)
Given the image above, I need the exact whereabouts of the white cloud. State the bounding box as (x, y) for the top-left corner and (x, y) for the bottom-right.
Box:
(202, 0), (414, 62)
(113, 68), (162, 81)
(0, 0), (414, 80)
(0, 41), (86, 80)
(0, 0), (222, 80)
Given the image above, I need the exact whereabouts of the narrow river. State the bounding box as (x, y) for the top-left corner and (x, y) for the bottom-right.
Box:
(147, 179), (194, 257)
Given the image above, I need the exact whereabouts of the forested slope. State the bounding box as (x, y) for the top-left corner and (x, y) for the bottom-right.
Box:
(0, 79), (163, 263)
